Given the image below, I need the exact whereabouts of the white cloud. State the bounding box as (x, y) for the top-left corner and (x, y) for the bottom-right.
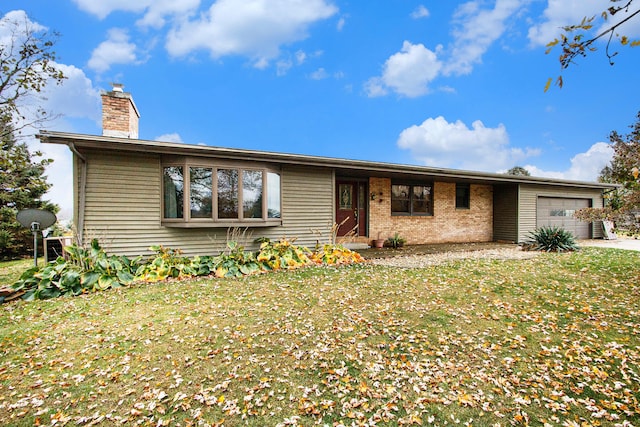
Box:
(276, 59), (293, 76)
(0, 10), (47, 44)
(155, 133), (184, 143)
(527, 0), (601, 47)
(397, 116), (539, 171)
(135, 0), (200, 29)
(165, 0), (338, 68)
(72, 0), (199, 27)
(88, 28), (140, 73)
(524, 142), (613, 182)
(444, 0), (527, 76)
(337, 16), (347, 31)
(309, 67), (329, 80)
(365, 41), (442, 98)
(295, 50), (307, 64)
(42, 64), (102, 120)
(72, 0), (149, 19)
(411, 5), (430, 19)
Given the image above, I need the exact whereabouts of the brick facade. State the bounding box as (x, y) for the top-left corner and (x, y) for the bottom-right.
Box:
(101, 90), (140, 139)
(368, 177), (493, 245)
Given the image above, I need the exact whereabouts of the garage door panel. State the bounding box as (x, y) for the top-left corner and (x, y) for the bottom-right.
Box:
(537, 197), (591, 239)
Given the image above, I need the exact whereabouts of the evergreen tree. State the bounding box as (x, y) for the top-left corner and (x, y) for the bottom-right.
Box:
(0, 117), (58, 259)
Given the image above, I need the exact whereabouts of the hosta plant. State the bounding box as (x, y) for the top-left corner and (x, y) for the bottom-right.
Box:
(526, 226), (579, 252)
(135, 245), (192, 282)
(310, 244), (365, 265)
(12, 237), (367, 301)
(12, 239), (139, 300)
(256, 238), (311, 270)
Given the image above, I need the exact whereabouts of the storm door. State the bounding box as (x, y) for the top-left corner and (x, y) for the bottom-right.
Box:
(335, 180), (367, 237)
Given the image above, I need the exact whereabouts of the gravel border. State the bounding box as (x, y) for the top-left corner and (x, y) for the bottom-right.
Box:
(369, 247), (539, 268)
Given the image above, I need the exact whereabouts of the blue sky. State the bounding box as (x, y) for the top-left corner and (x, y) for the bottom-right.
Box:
(3, 1), (640, 219)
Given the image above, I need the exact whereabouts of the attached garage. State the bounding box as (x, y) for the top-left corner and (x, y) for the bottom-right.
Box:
(536, 197), (591, 239)
(494, 184), (612, 243)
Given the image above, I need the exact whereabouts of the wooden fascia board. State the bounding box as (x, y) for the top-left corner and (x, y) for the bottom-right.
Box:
(38, 130), (618, 191)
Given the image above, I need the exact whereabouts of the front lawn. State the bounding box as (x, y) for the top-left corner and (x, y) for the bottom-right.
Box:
(0, 248), (638, 426)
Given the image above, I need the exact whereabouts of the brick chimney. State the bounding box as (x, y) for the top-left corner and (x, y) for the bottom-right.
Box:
(101, 83), (140, 139)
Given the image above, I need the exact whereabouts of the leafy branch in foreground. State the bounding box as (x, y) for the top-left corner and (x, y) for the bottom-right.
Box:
(544, 0), (640, 91)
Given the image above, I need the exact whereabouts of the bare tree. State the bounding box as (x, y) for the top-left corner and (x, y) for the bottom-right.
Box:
(0, 11), (66, 136)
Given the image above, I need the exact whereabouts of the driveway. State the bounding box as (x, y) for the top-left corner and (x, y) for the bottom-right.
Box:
(579, 237), (640, 251)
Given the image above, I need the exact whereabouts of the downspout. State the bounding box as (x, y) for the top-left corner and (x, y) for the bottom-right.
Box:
(67, 143), (87, 246)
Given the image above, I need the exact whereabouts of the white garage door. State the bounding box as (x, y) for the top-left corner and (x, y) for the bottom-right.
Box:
(537, 197), (591, 239)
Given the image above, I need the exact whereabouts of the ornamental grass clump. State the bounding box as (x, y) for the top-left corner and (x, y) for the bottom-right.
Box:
(526, 226), (579, 252)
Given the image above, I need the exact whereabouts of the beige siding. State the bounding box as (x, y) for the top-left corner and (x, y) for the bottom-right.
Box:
(518, 184), (604, 242)
(81, 150), (164, 255)
(79, 150), (334, 257)
(280, 165), (334, 247)
(493, 185), (518, 242)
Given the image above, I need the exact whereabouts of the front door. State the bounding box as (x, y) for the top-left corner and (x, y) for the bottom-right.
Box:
(336, 180), (367, 237)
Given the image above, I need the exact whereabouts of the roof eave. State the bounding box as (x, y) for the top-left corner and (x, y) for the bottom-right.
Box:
(37, 130), (618, 190)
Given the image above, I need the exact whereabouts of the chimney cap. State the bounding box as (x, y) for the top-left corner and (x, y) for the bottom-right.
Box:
(111, 83), (124, 93)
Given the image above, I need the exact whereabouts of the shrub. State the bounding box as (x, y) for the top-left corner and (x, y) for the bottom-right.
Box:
(384, 233), (406, 249)
(526, 226), (579, 252)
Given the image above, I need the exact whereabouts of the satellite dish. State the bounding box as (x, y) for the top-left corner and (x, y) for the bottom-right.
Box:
(16, 209), (57, 267)
(17, 209), (56, 231)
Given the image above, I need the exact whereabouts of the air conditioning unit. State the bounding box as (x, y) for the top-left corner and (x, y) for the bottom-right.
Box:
(44, 237), (73, 262)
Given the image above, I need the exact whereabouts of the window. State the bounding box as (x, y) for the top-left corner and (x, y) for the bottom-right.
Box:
(217, 169), (239, 219)
(267, 172), (281, 219)
(163, 166), (184, 219)
(550, 209), (575, 217)
(190, 167), (212, 218)
(456, 183), (470, 209)
(242, 170), (263, 219)
(391, 183), (433, 215)
(162, 161), (281, 226)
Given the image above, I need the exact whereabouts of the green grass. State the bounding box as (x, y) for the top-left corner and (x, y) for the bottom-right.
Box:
(0, 258), (35, 287)
(1, 248), (639, 426)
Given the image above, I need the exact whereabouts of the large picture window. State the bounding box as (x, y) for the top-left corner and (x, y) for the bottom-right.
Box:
(162, 161), (281, 226)
(391, 183), (433, 215)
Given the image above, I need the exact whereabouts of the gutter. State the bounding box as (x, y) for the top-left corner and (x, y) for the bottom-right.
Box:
(67, 143), (87, 246)
(39, 130), (617, 191)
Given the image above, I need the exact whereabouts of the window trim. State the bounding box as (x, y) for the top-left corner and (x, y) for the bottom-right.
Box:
(161, 158), (282, 227)
(391, 181), (434, 216)
(456, 183), (471, 210)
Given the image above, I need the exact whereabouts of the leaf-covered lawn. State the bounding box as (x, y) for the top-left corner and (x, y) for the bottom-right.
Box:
(0, 248), (639, 426)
